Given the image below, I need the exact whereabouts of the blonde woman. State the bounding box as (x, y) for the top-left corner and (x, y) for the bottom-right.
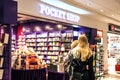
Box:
(65, 35), (95, 80)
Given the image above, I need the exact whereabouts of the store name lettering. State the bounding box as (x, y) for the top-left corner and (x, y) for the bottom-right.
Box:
(39, 4), (80, 23)
(115, 27), (120, 32)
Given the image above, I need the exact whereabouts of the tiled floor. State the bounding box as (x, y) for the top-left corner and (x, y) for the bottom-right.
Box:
(103, 72), (120, 80)
(103, 61), (120, 80)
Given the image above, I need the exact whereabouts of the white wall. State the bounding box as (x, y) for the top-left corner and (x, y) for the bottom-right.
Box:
(103, 31), (108, 73)
(18, 0), (108, 72)
(78, 15), (108, 30)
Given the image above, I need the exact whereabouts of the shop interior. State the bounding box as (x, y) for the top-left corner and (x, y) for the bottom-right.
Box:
(0, 13), (105, 80)
(12, 14), (93, 71)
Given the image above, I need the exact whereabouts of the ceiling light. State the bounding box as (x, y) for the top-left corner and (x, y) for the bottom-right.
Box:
(100, 10), (103, 12)
(112, 14), (114, 16)
(45, 25), (50, 29)
(57, 24), (62, 29)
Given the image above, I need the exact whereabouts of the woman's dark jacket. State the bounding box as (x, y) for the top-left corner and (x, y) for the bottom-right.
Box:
(65, 50), (95, 80)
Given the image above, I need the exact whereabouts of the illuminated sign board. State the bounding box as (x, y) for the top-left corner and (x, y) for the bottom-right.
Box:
(97, 30), (103, 37)
(39, 3), (80, 23)
(109, 24), (120, 32)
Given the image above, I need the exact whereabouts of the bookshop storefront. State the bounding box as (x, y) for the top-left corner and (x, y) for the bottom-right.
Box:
(13, 0), (95, 71)
(10, 0), (109, 80)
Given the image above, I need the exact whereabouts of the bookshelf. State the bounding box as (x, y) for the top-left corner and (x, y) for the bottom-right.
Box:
(15, 30), (73, 65)
(11, 35), (16, 54)
(0, 45), (4, 80)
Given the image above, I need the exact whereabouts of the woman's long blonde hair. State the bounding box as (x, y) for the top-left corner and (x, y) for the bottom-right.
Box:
(72, 35), (92, 61)
(71, 40), (78, 49)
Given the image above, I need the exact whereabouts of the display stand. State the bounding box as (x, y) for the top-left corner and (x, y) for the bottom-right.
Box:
(0, 45), (4, 80)
(115, 64), (120, 73)
(15, 30), (73, 66)
(2, 25), (11, 80)
(11, 68), (46, 80)
(93, 36), (104, 80)
(94, 43), (104, 80)
(115, 56), (120, 73)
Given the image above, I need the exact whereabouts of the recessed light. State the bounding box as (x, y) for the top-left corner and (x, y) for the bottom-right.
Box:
(100, 10), (103, 12)
(57, 24), (62, 29)
(112, 14), (114, 16)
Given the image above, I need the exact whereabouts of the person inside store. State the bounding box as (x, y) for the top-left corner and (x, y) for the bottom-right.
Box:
(63, 40), (79, 80)
(63, 40), (78, 66)
(64, 35), (95, 80)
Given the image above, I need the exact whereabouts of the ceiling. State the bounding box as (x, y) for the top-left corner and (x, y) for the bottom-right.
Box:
(61, 0), (120, 25)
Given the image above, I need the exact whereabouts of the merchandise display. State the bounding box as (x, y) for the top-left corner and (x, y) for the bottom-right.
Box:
(61, 30), (73, 61)
(115, 55), (120, 73)
(115, 64), (120, 73)
(17, 34), (25, 48)
(25, 31), (73, 64)
(11, 35), (16, 54)
(94, 43), (104, 80)
(0, 43), (4, 80)
(25, 34), (36, 50)
(116, 55), (120, 65)
(12, 30), (74, 70)
(11, 21), (92, 72)
(107, 33), (120, 58)
(12, 46), (46, 70)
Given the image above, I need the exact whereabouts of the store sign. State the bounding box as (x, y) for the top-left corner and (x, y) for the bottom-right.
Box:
(97, 30), (103, 37)
(39, 3), (80, 23)
(109, 24), (120, 32)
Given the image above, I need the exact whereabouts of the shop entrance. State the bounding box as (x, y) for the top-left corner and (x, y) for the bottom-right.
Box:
(11, 13), (96, 80)
(12, 14), (92, 70)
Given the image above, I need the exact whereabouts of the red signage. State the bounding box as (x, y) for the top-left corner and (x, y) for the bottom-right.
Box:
(97, 30), (103, 37)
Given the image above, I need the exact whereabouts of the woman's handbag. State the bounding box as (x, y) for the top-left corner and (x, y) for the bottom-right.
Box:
(72, 72), (83, 80)
(64, 58), (73, 76)
(64, 51), (73, 75)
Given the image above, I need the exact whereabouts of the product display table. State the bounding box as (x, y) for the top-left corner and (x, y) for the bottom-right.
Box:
(48, 71), (69, 80)
(11, 68), (46, 80)
(47, 63), (69, 80)
(12, 68), (69, 80)
(115, 64), (120, 73)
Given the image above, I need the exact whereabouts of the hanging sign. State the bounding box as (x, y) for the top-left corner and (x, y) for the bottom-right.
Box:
(39, 3), (80, 23)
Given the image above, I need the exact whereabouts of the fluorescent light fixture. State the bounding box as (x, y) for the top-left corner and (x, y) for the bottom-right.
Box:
(72, 25), (79, 28)
(41, 0), (90, 14)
